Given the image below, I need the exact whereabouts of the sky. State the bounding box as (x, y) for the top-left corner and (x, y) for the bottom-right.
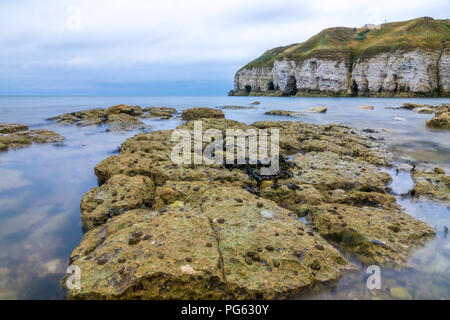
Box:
(0, 0), (448, 96)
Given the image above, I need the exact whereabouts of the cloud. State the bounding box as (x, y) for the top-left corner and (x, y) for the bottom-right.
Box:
(0, 0), (447, 95)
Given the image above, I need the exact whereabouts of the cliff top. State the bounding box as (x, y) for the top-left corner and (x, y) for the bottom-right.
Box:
(241, 17), (450, 70)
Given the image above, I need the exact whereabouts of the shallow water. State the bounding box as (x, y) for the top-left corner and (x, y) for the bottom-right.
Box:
(0, 96), (449, 299)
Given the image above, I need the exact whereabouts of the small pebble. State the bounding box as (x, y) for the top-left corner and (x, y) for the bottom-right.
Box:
(265, 245), (275, 251)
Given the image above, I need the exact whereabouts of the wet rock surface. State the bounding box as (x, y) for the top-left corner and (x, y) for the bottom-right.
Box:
(411, 168), (450, 202)
(64, 110), (437, 299)
(48, 104), (151, 131)
(0, 123), (65, 151)
(142, 107), (177, 119)
(181, 107), (225, 121)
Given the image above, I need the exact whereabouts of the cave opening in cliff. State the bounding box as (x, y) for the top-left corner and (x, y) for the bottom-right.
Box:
(350, 80), (359, 96)
(283, 76), (297, 96)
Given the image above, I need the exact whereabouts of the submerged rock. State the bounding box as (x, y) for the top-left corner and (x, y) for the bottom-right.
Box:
(265, 110), (303, 117)
(301, 106), (327, 113)
(106, 113), (149, 132)
(309, 204), (435, 269)
(181, 107), (225, 121)
(0, 123), (65, 151)
(142, 107), (177, 119)
(218, 105), (255, 110)
(357, 105), (374, 110)
(411, 169), (450, 202)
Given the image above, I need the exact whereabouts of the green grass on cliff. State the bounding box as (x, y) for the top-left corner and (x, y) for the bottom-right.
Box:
(242, 17), (450, 70)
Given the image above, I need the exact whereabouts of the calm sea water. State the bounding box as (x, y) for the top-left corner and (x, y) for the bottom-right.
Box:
(0, 96), (449, 299)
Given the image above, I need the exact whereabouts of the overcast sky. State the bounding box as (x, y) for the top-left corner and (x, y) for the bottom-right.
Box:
(0, 0), (448, 96)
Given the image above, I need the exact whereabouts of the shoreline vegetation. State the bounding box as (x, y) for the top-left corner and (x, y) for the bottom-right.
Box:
(36, 102), (447, 299)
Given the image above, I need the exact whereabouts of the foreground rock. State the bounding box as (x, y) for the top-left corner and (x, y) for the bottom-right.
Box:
(0, 123), (64, 151)
(64, 110), (435, 299)
(66, 184), (355, 299)
(181, 107), (225, 121)
(48, 104), (150, 131)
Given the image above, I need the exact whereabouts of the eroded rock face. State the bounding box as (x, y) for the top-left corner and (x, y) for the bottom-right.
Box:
(0, 123), (65, 151)
(234, 49), (449, 96)
(181, 107), (225, 121)
(65, 117), (436, 299)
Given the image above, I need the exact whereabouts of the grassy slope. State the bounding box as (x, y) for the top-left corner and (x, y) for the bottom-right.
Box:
(242, 17), (450, 70)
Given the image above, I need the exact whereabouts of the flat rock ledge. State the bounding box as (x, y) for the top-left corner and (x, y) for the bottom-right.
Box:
(48, 105), (177, 131)
(63, 111), (436, 299)
(0, 123), (65, 151)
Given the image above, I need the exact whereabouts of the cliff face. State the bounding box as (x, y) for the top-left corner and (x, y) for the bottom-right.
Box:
(232, 17), (450, 97)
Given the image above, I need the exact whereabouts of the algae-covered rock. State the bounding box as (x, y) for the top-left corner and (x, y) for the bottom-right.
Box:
(80, 174), (156, 230)
(426, 110), (450, 129)
(181, 107), (224, 121)
(106, 113), (149, 132)
(65, 185), (355, 299)
(64, 207), (226, 299)
(265, 110), (302, 117)
(411, 169), (450, 201)
(107, 104), (143, 116)
(0, 123), (29, 134)
(0, 127), (64, 151)
(94, 154), (154, 185)
(142, 107), (177, 119)
(389, 286), (413, 299)
(65, 115), (437, 299)
(309, 204), (435, 269)
(16, 129), (65, 143)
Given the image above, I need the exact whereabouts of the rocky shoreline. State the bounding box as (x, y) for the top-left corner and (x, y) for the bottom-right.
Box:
(61, 106), (446, 299)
